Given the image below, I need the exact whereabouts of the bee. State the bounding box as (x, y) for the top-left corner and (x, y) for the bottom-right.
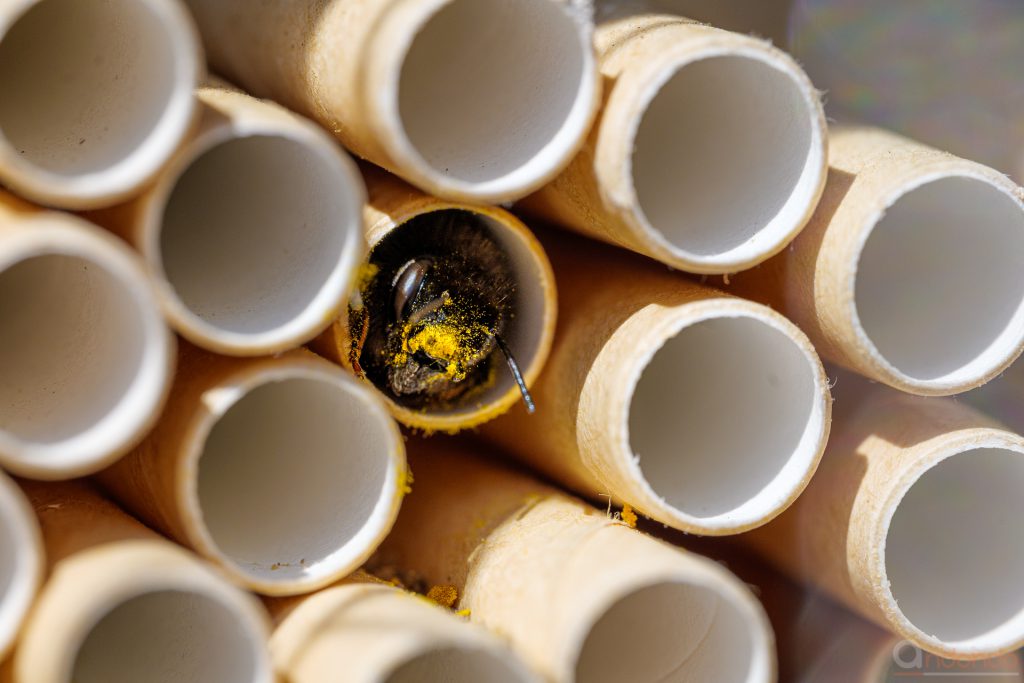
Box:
(349, 209), (535, 413)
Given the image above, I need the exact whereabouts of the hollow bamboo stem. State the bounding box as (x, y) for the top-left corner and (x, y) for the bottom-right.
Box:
(0, 471), (41, 662)
(97, 342), (406, 596)
(182, 0), (598, 203)
(268, 573), (537, 683)
(741, 375), (1024, 660)
(520, 13), (827, 274)
(0, 192), (173, 479)
(723, 126), (1024, 395)
(0, 0), (203, 209)
(373, 437), (776, 683)
(10, 479), (272, 683)
(311, 167), (556, 432)
(482, 230), (831, 535)
(93, 84), (366, 356)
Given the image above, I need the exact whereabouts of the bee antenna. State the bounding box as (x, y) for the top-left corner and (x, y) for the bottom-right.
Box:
(494, 334), (536, 414)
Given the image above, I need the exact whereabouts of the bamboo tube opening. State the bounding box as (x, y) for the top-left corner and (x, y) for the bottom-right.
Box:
(628, 312), (827, 531)
(630, 51), (823, 269)
(154, 133), (363, 354)
(335, 192), (556, 430)
(193, 373), (400, 591)
(884, 446), (1024, 655)
(70, 589), (263, 683)
(389, 0), (596, 199)
(385, 646), (529, 683)
(0, 474), (41, 659)
(574, 580), (766, 683)
(0, 0), (199, 207)
(853, 175), (1024, 389)
(0, 224), (171, 479)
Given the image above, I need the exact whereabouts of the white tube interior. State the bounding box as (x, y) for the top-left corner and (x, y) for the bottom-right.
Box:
(632, 52), (821, 267)
(427, 215), (549, 418)
(0, 244), (169, 475)
(854, 175), (1024, 387)
(574, 581), (765, 683)
(396, 0), (594, 197)
(885, 447), (1024, 652)
(0, 477), (39, 654)
(628, 314), (824, 530)
(71, 590), (262, 683)
(386, 647), (529, 683)
(158, 134), (361, 351)
(0, 0), (196, 202)
(197, 374), (398, 587)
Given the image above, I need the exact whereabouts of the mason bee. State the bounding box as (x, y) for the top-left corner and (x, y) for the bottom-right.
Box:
(349, 210), (535, 413)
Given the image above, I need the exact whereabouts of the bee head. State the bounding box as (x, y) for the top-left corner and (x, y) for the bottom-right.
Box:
(353, 210), (534, 413)
(385, 256), (501, 400)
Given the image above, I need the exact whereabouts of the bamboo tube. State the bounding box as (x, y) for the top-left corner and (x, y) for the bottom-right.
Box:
(181, 0), (599, 203)
(0, 0), (202, 209)
(93, 84), (366, 356)
(723, 126), (1024, 395)
(0, 193), (174, 480)
(519, 13), (827, 274)
(682, 541), (1024, 681)
(312, 168), (556, 432)
(0, 472), (41, 662)
(9, 479), (271, 683)
(740, 375), (1024, 661)
(373, 437), (776, 683)
(97, 342), (405, 596)
(268, 573), (538, 683)
(482, 230), (830, 535)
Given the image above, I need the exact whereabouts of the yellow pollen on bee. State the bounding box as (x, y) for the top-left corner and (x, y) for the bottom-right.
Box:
(396, 311), (488, 382)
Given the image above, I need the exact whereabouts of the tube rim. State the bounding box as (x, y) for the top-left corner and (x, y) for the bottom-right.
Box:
(364, 0), (600, 203)
(847, 168), (1024, 395)
(597, 36), (827, 274)
(348, 201), (557, 432)
(0, 0), (203, 209)
(0, 472), (43, 660)
(562, 544), (776, 683)
(16, 539), (272, 683)
(137, 98), (366, 356)
(606, 298), (831, 535)
(175, 357), (406, 595)
(0, 216), (174, 479)
(875, 429), (1024, 659)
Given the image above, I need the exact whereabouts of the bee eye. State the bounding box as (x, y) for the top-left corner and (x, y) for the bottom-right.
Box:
(392, 257), (433, 321)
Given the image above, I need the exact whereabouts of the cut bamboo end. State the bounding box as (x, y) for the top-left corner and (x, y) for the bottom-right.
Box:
(184, 0), (598, 204)
(884, 440), (1024, 658)
(98, 345), (405, 596)
(0, 472), (42, 661)
(312, 169), (556, 433)
(522, 14), (827, 274)
(0, 0), (202, 209)
(269, 579), (537, 683)
(729, 126), (1024, 395)
(98, 85), (366, 356)
(12, 481), (272, 683)
(743, 381), (1024, 660)
(483, 233), (830, 535)
(365, 0), (599, 202)
(375, 439), (775, 683)
(0, 195), (174, 480)
(621, 301), (831, 533)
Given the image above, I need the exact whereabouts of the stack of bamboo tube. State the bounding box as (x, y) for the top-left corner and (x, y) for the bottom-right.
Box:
(1, 0), (1022, 680)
